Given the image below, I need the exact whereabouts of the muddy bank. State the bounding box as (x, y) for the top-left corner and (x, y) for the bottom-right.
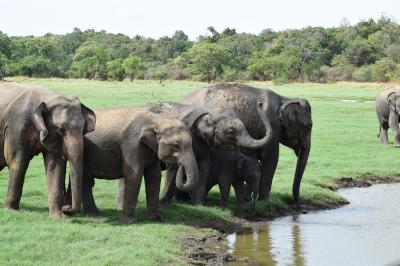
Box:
(181, 173), (400, 265)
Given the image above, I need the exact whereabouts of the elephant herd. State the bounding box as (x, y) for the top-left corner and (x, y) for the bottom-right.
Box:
(0, 82), (314, 222)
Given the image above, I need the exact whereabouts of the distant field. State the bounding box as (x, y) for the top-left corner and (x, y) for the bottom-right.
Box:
(0, 78), (398, 265)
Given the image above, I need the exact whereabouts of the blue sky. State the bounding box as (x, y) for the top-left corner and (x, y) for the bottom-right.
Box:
(1, 0), (399, 39)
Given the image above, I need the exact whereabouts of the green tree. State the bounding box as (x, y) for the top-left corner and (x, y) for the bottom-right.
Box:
(0, 53), (8, 80)
(123, 55), (145, 80)
(107, 59), (124, 81)
(186, 42), (231, 82)
(71, 41), (109, 79)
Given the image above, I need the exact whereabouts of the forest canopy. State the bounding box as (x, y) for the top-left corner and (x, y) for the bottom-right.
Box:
(1, 16), (400, 83)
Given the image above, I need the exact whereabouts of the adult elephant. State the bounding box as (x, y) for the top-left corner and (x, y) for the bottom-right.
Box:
(0, 83), (95, 217)
(78, 109), (199, 222)
(182, 83), (312, 206)
(376, 87), (400, 147)
(117, 101), (272, 206)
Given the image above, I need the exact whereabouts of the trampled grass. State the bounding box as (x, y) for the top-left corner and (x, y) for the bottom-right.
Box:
(0, 78), (398, 265)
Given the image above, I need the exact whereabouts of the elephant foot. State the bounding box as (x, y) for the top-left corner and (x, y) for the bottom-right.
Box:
(4, 200), (20, 210)
(160, 200), (171, 208)
(49, 211), (69, 219)
(61, 205), (81, 216)
(84, 209), (101, 217)
(119, 215), (137, 224)
(147, 211), (163, 221)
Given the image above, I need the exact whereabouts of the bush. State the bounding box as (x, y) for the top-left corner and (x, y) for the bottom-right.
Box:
(0, 53), (8, 80)
(371, 58), (400, 82)
(107, 59), (124, 81)
(352, 65), (374, 82)
(320, 65), (355, 82)
(123, 55), (145, 81)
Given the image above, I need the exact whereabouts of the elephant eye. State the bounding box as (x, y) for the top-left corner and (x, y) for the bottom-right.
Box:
(56, 125), (65, 135)
(171, 142), (180, 150)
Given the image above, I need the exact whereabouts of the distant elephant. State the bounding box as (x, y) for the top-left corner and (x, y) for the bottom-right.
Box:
(205, 148), (261, 208)
(79, 109), (199, 223)
(182, 83), (312, 206)
(0, 83), (95, 218)
(116, 101), (272, 206)
(376, 87), (400, 147)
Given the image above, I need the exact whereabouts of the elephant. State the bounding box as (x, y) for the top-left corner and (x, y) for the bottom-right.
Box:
(116, 100), (272, 206)
(376, 87), (400, 147)
(182, 83), (312, 206)
(0, 83), (95, 218)
(205, 148), (261, 208)
(77, 108), (199, 223)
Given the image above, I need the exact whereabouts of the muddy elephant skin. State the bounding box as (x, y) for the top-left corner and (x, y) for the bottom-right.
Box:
(182, 83), (312, 206)
(0, 83), (95, 218)
(80, 109), (199, 223)
(376, 87), (400, 147)
(205, 148), (261, 208)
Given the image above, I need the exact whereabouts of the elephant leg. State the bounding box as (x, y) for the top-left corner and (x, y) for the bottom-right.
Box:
(116, 178), (124, 211)
(259, 143), (279, 201)
(232, 179), (245, 209)
(4, 152), (30, 210)
(120, 166), (143, 224)
(379, 122), (389, 145)
(218, 181), (230, 207)
(43, 152), (67, 218)
(144, 163), (162, 221)
(190, 159), (209, 205)
(159, 164), (178, 206)
(388, 112), (400, 147)
(82, 174), (99, 216)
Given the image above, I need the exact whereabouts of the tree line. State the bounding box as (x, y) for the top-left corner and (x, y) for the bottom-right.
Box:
(1, 16), (400, 83)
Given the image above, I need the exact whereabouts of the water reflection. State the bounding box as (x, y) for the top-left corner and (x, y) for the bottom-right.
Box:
(226, 184), (400, 266)
(227, 222), (306, 266)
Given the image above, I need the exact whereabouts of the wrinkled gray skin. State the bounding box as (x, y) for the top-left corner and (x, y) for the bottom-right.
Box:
(205, 148), (261, 208)
(79, 109), (199, 223)
(376, 87), (400, 147)
(182, 83), (312, 206)
(117, 101), (272, 207)
(0, 83), (95, 218)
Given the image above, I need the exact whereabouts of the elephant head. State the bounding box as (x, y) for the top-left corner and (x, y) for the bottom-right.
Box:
(139, 119), (199, 192)
(387, 92), (400, 115)
(180, 108), (215, 145)
(32, 95), (96, 215)
(210, 100), (272, 150)
(237, 155), (260, 208)
(279, 99), (312, 206)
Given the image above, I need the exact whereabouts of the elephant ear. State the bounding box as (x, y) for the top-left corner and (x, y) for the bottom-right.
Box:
(387, 92), (397, 112)
(32, 102), (50, 144)
(278, 100), (301, 121)
(179, 108), (210, 130)
(139, 123), (159, 153)
(81, 103), (96, 134)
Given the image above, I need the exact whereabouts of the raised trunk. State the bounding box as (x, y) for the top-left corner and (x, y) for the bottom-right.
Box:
(292, 139), (311, 206)
(61, 131), (83, 215)
(175, 150), (199, 192)
(237, 100), (273, 149)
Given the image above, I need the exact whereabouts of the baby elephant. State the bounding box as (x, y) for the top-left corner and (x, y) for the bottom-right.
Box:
(71, 109), (199, 223)
(205, 148), (260, 208)
(376, 86), (400, 147)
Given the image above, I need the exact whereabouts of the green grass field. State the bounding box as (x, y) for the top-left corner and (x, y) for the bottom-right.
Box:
(0, 78), (398, 265)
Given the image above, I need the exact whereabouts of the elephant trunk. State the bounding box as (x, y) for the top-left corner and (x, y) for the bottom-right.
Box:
(175, 150), (199, 192)
(293, 136), (311, 207)
(237, 100), (273, 149)
(62, 131), (83, 215)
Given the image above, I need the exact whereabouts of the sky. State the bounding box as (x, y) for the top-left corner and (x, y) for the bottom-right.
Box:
(0, 0), (399, 39)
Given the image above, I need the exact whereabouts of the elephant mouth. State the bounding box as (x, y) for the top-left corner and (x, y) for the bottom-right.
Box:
(160, 156), (177, 164)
